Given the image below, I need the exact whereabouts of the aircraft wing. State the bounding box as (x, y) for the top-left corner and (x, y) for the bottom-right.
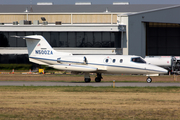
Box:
(96, 68), (107, 71)
(49, 64), (99, 72)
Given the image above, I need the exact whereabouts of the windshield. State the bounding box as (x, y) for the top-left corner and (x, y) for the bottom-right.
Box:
(131, 57), (146, 63)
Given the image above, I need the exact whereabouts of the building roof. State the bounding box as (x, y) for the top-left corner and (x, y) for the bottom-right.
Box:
(0, 4), (176, 13)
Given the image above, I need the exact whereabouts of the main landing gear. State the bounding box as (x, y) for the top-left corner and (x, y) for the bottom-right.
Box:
(84, 73), (91, 83)
(84, 73), (102, 83)
(84, 73), (152, 83)
(95, 73), (102, 82)
(146, 77), (152, 83)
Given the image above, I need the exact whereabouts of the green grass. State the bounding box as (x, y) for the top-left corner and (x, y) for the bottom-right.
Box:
(0, 86), (180, 93)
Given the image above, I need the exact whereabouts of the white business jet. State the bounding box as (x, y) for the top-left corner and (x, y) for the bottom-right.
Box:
(13, 35), (167, 83)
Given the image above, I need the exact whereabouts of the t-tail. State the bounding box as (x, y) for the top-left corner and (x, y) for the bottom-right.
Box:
(12, 35), (72, 65)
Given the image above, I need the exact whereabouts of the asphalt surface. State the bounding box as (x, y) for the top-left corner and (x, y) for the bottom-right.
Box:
(0, 81), (180, 87)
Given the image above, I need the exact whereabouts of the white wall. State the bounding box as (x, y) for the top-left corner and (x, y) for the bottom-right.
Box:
(0, 24), (121, 32)
(119, 16), (128, 55)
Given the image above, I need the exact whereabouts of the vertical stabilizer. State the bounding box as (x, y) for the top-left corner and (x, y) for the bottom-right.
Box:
(12, 35), (72, 58)
(25, 35), (56, 57)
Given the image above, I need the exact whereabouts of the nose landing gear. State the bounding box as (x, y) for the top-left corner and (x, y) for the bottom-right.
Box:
(146, 77), (152, 83)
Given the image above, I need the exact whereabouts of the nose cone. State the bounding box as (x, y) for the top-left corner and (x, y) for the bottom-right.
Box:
(157, 67), (168, 74)
(146, 64), (168, 74)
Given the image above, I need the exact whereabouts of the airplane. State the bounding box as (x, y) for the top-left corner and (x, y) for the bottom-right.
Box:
(13, 35), (167, 83)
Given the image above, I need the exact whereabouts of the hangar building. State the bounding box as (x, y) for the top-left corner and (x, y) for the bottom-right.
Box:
(0, 3), (180, 64)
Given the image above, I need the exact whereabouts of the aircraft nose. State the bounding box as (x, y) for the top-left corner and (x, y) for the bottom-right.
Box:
(146, 64), (168, 74)
(158, 67), (168, 74)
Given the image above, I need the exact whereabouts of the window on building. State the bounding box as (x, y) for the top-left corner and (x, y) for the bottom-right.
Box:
(50, 32), (59, 47)
(85, 32), (93, 47)
(102, 32), (111, 47)
(0, 32), (9, 47)
(0, 31), (121, 48)
(68, 32), (76, 47)
(94, 32), (102, 47)
(76, 32), (85, 47)
(17, 32), (26, 47)
(59, 32), (68, 47)
(8, 32), (17, 47)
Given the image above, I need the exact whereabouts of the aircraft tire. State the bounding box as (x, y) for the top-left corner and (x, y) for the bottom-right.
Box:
(95, 77), (101, 82)
(85, 78), (91, 83)
(146, 77), (152, 83)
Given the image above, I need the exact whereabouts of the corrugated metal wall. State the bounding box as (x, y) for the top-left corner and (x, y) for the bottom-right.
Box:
(0, 15), (26, 23)
(0, 14), (117, 24)
(146, 22), (180, 56)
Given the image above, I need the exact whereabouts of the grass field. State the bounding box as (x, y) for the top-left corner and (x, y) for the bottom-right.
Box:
(0, 86), (180, 120)
(0, 74), (180, 119)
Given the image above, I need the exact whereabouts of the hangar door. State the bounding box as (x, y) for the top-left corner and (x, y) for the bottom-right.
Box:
(146, 22), (180, 56)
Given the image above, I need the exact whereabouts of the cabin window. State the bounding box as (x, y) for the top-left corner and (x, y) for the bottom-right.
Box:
(104, 58), (112, 64)
(120, 59), (123, 63)
(113, 59), (116, 63)
(105, 59), (109, 63)
(131, 57), (146, 63)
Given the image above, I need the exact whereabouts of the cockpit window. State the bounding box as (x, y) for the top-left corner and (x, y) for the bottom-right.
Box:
(131, 57), (146, 63)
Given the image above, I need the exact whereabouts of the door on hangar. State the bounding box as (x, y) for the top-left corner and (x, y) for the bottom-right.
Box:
(146, 22), (180, 56)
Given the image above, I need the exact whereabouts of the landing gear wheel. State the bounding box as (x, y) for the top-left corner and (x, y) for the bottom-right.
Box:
(95, 73), (102, 82)
(146, 77), (152, 83)
(85, 78), (91, 83)
(95, 77), (101, 82)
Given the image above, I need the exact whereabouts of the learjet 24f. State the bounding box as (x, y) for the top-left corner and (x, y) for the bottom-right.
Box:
(13, 35), (167, 83)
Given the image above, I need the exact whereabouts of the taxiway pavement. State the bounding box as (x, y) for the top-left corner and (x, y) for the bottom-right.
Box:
(0, 81), (180, 87)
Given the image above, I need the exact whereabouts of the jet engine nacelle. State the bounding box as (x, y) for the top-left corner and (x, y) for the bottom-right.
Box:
(57, 56), (87, 65)
(144, 56), (172, 68)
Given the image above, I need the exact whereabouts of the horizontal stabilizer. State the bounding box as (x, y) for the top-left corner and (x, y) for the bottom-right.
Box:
(12, 35), (73, 57)
(11, 35), (40, 40)
(50, 64), (98, 72)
